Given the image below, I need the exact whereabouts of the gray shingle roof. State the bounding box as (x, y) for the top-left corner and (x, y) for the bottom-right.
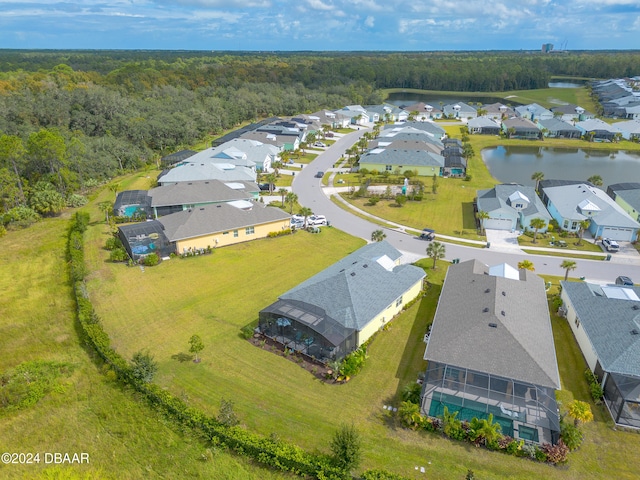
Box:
(148, 180), (255, 207)
(561, 281), (640, 377)
(609, 183), (640, 214)
(359, 149), (444, 168)
(280, 241), (425, 331)
(159, 202), (290, 241)
(477, 184), (551, 221)
(425, 259), (560, 389)
(538, 118), (581, 133)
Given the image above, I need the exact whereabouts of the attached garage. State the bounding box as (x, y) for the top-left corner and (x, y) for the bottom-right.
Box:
(484, 217), (515, 230)
(599, 227), (634, 242)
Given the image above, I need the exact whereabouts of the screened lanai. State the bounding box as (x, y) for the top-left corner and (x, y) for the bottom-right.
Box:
(604, 372), (640, 429)
(117, 220), (174, 262)
(259, 299), (357, 363)
(421, 362), (560, 444)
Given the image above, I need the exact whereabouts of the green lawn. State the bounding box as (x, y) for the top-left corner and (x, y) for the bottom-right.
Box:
(82, 191), (640, 479)
(0, 212), (287, 480)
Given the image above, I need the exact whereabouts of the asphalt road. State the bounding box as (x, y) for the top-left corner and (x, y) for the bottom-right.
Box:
(293, 129), (640, 283)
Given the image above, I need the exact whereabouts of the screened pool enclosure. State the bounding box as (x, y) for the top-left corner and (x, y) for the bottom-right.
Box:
(603, 372), (640, 429)
(117, 220), (174, 262)
(421, 362), (560, 444)
(259, 299), (357, 364)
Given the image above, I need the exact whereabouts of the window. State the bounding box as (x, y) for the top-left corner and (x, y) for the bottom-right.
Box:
(233, 230), (238, 238)
(515, 203), (523, 209)
(575, 317), (580, 328)
(571, 221), (578, 230)
(223, 231), (229, 235)
(395, 296), (403, 307)
(385, 165), (393, 171)
(245, 226), (255, 235)
(563, 220), (569, 229)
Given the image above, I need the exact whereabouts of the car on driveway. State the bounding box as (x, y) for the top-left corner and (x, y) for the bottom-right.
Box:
(602, 238), (620, 252)
(307, 215), (327, 226)
(313, 142), (327, 148)
(315, 171), (324, 178)
(259, 183), (276, 192)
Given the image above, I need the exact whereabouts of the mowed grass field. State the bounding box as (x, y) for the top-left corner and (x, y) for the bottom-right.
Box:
(84, 173), (640, 479)
(0, 212), (289, 479)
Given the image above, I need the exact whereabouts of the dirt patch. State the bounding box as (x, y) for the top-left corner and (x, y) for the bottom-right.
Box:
(248, 334), (337, 383)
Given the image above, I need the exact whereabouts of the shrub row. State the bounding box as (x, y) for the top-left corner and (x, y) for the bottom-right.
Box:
(267, 228), (292, 238)
(584, 369), (605, 404)
(66, 211), (348, 479)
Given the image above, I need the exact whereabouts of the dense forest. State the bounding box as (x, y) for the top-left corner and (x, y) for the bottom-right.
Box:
(1, 50), (639, 230)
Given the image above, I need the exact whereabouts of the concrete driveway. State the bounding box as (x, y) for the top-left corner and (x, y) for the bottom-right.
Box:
(485, 229), (523, 252)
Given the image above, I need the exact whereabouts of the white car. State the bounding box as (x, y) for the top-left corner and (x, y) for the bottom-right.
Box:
(313, 142), (327, 148)
(602, 238), (620, 252)
(307, 215), (327, 226)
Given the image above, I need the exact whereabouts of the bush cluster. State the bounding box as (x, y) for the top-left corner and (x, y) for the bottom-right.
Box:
(584, 369), (604, 404)
(267, 228), (292, 238)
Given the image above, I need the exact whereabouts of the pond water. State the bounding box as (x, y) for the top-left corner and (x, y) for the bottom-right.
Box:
(386, 92), (521, 107)
(481, 146), (640, 188)
(548, 81), (584, 88)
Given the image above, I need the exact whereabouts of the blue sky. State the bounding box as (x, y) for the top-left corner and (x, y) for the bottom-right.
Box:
(1, 0), (639, 51)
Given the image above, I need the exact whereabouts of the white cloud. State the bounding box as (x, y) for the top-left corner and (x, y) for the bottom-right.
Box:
(364, 15), (374, 28)
(306, 0), (334, 11)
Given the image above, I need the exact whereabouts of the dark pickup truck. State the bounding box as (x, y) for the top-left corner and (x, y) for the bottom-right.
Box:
(419, 228), (435, 241)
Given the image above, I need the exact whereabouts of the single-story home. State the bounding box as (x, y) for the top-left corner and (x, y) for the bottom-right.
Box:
(307, 110), (352, 129)
(614, 120), (640, 141)
(422, 259), (561, 444)
(147, 180), (259, 218)
(607, 183), (640, 223)
(258, 241), (426, 363)
(575, 118), (622, 142)
(442, 102), (477, 120)
(502, 118), (541, 139)
(541, 182), (640, 241)
(338, 105), (378, 125)
(401, 102), (443, 120)
(514, 103), (553, 122)
(481, 103), (515, 121)
(467, 116), (501, 135)
(368, 139), (442, 156)
(549, 104), (594, 122)
(364, 104), (410, 123)
(537, 118), (582, 139)
(358, 148), (444, 177)
(560, 281), (640, 428)
(442, 139), (466, 177)
(476, 184), (551, 232)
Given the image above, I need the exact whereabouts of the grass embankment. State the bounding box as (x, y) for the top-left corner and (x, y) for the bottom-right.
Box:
(0, 209), (286, 479)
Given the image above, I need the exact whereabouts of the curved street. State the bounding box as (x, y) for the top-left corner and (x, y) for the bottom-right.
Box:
(292, 128), (640, 283)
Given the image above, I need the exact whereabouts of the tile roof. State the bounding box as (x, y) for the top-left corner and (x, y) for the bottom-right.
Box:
(425, 259), (560, 389)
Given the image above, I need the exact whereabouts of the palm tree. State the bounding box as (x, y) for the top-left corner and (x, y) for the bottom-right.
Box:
(285, 192), (298, 214)
(476, 210), (490, 235)
(531, 171), (544, 191)
(518, 260), (535, 271)
(529, 218), (547, 244)
(109, 183), (120, 199)
(561, 260), (577, 281)
(426, 241), (446, 270)
(567, 400), (594, 427)
(98, 201), (112, 223)
(264, 173), (277, 194)
(398, 401), (423, 430)
(278, 188), (288, 207)
(371, 229), (386, 242)
(299, 206), (312, 229)
(577, 219), (590, 246)
(587, 175), (603, 186)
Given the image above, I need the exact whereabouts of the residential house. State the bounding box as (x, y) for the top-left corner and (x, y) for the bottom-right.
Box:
(476, 184), (551, 232)
(442, 102), (477, 120)
(482, 103), (515, 121)
(147, 180), (259, 218)
(211, 138), (279, 172)
(167, 201), (290, 251)
(369, 139), (442, 157)
(254, 123), (304, 151)
(467, 116), (501, 135)
(308, 110), (351, 129)
(537, 118), (582, 139)
(575, 118), (623, 142)
(549, 104), (594, 122)
(157, 157), (257, 186)
(614, 120), (640, 141)
(211, 117), (281, 147)
(259, 241), (425, 363)
(364, 104), (410, 123)
(514, 103), (554, 122)
(358, 148), (444, 177)
(339, 105), (378, 125)
(560, 281), (640, 428)
(385, 121), (446, 140)
(502, 118), (542, 139)
(607, 183), (640, 223)
(540, 182), (640, 241)
(113, 190), (152, 218)
(422, 259), (561, 444)
(160, 149), (197, 168)
(442, 138), (467, 177)
(401, 102), (443, 120)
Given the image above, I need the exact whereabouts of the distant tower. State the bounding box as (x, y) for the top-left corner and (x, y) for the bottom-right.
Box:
(541, 43), (554, 53)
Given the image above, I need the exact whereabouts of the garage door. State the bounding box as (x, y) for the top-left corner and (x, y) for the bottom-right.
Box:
(600, 227), (633, 241)
(484, 218), (513, 230)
